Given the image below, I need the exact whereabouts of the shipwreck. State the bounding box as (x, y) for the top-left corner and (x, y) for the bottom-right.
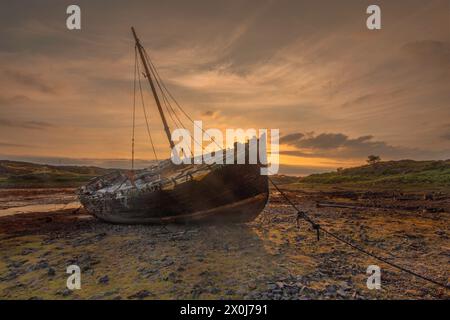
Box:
(77, 27), (269, 224)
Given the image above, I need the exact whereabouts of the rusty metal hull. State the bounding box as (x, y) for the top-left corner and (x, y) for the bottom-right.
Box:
(78, 161), (268, 224)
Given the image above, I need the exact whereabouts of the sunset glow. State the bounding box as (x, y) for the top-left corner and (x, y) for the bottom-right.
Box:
(1, 1), (449, 173)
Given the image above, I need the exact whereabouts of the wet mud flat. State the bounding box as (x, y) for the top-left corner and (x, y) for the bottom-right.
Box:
(0, 188), (448, 300)
(0, 188), (78, 216)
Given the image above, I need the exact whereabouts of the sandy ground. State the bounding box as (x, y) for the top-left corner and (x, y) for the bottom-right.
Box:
(0, 188), (448, 300)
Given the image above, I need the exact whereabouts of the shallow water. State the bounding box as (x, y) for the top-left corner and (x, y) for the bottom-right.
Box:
(0, 201), (80, 217)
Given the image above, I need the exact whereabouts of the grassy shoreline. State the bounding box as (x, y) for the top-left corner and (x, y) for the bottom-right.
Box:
(274, 159), (450, 194)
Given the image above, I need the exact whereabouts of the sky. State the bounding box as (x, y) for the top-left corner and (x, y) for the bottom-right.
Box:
(0, 0), (449, 175)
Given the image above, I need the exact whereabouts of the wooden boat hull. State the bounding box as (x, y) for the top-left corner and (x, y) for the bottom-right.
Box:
(78, 162), (268, 224)
(89, 192), (268, 224)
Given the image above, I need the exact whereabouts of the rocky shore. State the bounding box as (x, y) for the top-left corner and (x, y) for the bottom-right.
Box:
(0, 189), (448, 299)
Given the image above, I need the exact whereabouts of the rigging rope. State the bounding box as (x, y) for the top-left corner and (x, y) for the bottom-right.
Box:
(268, 177), (449, 291)
(140, 43), (267, 163)
(143, 48), (264, 167)
(131, 46), (137, 170)
(136, 47), (159, 162)
(143, 49), (204, 156)
(142, 48), (222, 152)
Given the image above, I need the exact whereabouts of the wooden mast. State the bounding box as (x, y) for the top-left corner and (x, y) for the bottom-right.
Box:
(131, 27), (175, 150)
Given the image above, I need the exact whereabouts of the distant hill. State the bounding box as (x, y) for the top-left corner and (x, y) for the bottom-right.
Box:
(2, 159), (450, 191)
(0, 160), (117, 188)
(288, 160), (450, 192)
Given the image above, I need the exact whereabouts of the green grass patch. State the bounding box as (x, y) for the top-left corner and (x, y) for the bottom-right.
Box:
(279, 160), (450, 193)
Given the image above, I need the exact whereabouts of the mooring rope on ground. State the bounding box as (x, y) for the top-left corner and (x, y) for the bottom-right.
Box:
(268, 177), (449, 291)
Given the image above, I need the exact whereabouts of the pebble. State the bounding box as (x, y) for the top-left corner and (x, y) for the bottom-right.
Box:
(48, 267), (56, 276)
(98, 275), (109, 284)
